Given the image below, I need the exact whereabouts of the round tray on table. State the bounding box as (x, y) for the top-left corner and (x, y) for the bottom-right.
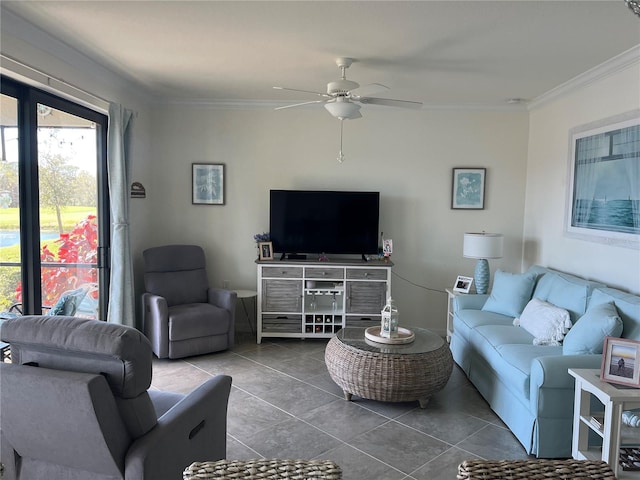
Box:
(364, 326), (415, 344)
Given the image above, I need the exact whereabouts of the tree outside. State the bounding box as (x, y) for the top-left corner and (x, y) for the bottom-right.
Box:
(0, 126), (98, 312)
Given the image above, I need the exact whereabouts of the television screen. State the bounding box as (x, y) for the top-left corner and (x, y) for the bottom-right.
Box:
(269, 190), (380, 257)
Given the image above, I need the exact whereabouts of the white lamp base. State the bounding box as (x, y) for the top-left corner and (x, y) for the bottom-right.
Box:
(474, 259), (490, 295)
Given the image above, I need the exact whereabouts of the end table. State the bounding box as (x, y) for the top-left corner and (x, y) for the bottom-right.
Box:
(569, 368), (640, 478)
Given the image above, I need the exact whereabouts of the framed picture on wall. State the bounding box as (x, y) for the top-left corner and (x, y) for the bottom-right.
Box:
(600, 336), (640, 388)
(452, 168), (486, 209)
(565, 110), (639, 249)
(192, 163), (225, 205)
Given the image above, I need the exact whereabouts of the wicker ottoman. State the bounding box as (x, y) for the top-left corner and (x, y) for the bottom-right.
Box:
(325, 326), (453, 408)
(457, 459), (616, 479)
(183, 459), (342, 479)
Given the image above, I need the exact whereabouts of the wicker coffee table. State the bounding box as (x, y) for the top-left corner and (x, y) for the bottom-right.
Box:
(325, 326), (453, 408)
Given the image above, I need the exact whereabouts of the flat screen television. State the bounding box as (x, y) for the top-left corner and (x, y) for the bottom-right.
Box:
(269, 190), (380, 258)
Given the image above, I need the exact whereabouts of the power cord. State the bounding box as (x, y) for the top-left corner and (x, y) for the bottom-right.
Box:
(391, 270), (448, 295)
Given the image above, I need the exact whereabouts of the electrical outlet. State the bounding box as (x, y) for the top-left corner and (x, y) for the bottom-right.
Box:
(223, 280), (229, 289)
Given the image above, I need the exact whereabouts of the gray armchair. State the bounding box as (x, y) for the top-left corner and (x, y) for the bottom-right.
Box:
(142, 245), (236, 359)
(0, 315), (232, 480)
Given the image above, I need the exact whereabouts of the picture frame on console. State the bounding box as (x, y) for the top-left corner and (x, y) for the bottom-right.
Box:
(192, 163), (225, 205)
(600, 336), (640, 388)
(258, 241), (273, 261)
(452, 168), (486, 210)
(453, 275), (473, 293)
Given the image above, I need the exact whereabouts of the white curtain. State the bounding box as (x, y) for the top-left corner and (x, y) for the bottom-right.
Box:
(573, 133), (605, 226)
(106, 103), (135, 326)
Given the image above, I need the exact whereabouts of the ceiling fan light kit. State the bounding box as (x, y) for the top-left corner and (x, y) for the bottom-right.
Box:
(274, 57), (422, 162)
(324, 98), (361, 120)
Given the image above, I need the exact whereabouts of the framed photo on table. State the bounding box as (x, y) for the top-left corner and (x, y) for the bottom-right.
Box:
(453, 275), (473, 294)
(258, 241), (273, 260)
(600, 336), (640, 388)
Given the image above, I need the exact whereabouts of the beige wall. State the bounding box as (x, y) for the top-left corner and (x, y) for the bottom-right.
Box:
(524, 65), (640, 293)
(146, 104), (529, 333)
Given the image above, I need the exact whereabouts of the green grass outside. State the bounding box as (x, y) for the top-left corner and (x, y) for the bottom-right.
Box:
(0, 206), (95, 231)
(0, 206), (95, 262)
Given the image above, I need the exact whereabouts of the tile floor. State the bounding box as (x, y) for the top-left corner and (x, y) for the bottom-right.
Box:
(151, 334), (532, 480)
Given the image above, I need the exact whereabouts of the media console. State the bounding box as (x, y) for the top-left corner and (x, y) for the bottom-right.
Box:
(256, 259), (392, 344)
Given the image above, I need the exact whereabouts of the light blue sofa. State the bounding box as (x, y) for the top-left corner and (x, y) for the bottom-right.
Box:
(450, 265), (640, 458)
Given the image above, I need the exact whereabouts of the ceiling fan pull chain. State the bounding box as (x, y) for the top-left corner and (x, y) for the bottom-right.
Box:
(338, 119), (345, 163)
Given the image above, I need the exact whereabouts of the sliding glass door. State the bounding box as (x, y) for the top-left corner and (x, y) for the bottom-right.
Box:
(0, 77), (109, 319)
(0, 93), (21, 314)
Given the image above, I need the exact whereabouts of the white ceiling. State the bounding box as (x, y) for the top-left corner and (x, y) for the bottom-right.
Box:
(2, 1), (639, 108)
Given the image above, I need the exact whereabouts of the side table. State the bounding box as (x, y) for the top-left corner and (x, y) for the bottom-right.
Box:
(445, 288), (463, 343)
(569, 368), (640, 478)
(233, 289), (258, 335)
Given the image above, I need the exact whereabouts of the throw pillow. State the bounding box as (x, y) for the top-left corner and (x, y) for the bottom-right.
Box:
(482, 270), (537, 318)
(513, 297), (572, 345)
(562, 301), (623, 355)
(46, 288), (86, 316)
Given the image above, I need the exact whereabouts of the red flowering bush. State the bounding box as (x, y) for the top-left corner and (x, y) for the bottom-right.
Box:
(16, 215), (98, 306)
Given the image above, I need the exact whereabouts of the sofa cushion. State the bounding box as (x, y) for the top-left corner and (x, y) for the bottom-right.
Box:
(473, 324), (537, 351)
(590, 288), (640, 341)
(494, 344), (563, 400)
(168, 303), (230, 341)
(563, 301), (624, 355)
(546, 276), (590, 322)
(531, 270), (557, 300)
(514, 298), (572, 346)
(470, 323), (562, 400)
(533, 271), (602, 322)
(454, 308), (514, 343)
(482, 270), (537, 318)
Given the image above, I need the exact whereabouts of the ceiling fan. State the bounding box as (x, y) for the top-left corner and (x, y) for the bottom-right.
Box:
(273, 57), (422, 162)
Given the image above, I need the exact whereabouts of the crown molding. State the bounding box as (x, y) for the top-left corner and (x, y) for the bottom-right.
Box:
(528, 44), (640, 111)
(158, 98), (527, 112)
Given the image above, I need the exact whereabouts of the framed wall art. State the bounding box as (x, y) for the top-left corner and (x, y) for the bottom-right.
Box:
(600, 336), (640, 388)
(192, 163), (225, 205)
(452, 168), (486, 209)
(566, 110), (639, 249)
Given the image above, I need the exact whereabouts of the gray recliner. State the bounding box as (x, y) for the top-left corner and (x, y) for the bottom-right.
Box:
(0, 315), (232, 480)
(142, 245), (236, 359)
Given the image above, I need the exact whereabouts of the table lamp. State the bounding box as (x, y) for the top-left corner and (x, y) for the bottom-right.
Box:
(463, 232), (504, 294)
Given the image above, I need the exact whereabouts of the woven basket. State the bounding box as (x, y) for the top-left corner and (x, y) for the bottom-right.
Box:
(183, 459), (342, 480)
(324, 333), (453, 405)
(457, 459), (616, 480)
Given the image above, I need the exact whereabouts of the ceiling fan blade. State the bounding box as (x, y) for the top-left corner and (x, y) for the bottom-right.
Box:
(275, 100), (325, 111)
(273, 86), (330, 98)
(359, 97), (423, 109)
(349, 83), (389, 99)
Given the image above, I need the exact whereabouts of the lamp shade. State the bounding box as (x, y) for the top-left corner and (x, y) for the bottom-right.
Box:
(324, 99), (361, 119)
(463, 233), (504, 259)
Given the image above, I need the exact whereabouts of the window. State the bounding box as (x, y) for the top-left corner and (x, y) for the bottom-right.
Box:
(0, 77), (109, 318)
